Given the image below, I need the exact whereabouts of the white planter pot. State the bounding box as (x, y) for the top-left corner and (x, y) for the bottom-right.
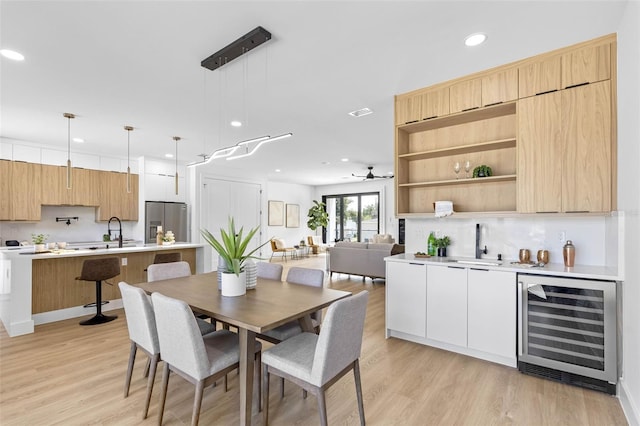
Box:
(221, 271), (247, 297)
(34, 244), (46, 253)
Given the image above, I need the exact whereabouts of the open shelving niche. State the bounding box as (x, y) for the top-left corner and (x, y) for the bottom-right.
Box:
(395, 102), (517, 216)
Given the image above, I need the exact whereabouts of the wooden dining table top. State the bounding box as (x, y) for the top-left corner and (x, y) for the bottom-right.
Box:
(135, 271), (351, 333)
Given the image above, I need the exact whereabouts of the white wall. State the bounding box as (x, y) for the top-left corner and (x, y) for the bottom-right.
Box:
(617, 1), (640, 424)
(266, 181), (315, 248)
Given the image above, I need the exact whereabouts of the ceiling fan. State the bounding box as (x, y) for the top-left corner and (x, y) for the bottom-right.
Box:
(352, 166), (394, 180)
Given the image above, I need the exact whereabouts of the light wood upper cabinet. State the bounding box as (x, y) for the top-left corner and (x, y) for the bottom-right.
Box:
(395, 94), (422, 125)
(518, 55), (561, 98)
(421, 87), (449, 120)
(562, 43), (610, 89)
(482, 68), (518, 106)
(562, 81), (611, 213)
(449, 78), (482, 113)
(97, 171), (139, 221)
(517, 92), (563, 213)
(11, 161), (41, 221)
(41, 165), (101, 206)
(40, 164), (66, 205)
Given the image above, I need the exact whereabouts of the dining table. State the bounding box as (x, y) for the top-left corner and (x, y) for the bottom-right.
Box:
(135, 271), (351, 425)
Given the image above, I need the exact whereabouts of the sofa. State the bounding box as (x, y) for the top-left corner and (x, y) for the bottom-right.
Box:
(328, 241), (404, 280)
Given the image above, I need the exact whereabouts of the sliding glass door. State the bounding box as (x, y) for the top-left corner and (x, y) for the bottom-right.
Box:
(324, 192), (379, 243)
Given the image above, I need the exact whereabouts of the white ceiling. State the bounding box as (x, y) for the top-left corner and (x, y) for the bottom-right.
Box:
(0, 0), (628, 186)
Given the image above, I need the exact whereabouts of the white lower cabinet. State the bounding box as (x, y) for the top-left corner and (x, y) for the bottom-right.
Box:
(386, 261), (427, 338)
(426, 265), (467, 347)
(467, 269), (516, 360)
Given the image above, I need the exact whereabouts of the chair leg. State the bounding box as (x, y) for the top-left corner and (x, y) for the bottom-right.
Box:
(256, 351), (262, 412)
(157, 363), (170, 426)
(124, 341), (137, 397)
(280, 377), (285, 399)
(192, 380), (205, 426)
(354, 360), (365, 426)
(143, 353), (160, 419)
(263, 367), (270, 425)
(317, 390), (328, 426)
(143, 356), (151, 378)
(303, 389), (308, 399)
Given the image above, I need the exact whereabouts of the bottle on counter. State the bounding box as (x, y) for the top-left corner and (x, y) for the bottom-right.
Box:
(427, 232), (436, 256)
(156, 225), (164, 246)
(563, 240), (575, 267)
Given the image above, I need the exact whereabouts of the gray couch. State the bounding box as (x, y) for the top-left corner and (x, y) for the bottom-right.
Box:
(328, 241), (404, 280)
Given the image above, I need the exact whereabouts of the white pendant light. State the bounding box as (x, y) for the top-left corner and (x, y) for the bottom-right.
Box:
(173, 136), (180, 195)
(63, 112), (75, 189)
(124, 126), (134, 193)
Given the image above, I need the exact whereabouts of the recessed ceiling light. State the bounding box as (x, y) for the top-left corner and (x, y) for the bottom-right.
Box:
(0, 49), (25, 61)
(275, 169), (281, 172)
(321, 161), (330, 165)
(348, 107), (373, 117)
(230, 120), (242, 127)
(72, 137), (84, 143)
(341, 158), (349, 162)
(165, 153), (174, 158)
(464, 33), (487, 47)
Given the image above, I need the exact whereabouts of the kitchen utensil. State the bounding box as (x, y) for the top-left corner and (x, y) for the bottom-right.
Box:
(537, 250), (549, 264)
(57, 242), (67, 249)
(563, 240), (575, 267)
(519, 249), (531, 263)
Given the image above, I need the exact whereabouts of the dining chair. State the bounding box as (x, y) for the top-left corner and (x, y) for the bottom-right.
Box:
(256, 262), (283, 281)
(262, 290), (369, 426)
(152, 292), (262, 426)
(147, 260), (217, 333)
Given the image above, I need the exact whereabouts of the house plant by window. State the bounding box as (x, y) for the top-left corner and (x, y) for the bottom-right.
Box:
(32, 233), (48, 252)
(307, 200), (329, 231)
(201, 217), (268, 297)
(435, 236), (451, 257)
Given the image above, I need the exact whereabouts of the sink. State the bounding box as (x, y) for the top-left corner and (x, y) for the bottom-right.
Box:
(447, 259), (502, 266)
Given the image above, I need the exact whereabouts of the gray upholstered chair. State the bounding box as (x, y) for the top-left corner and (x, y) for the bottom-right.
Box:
(152, 292), (262, 426)
(146, 261), (216, 334)
(256, 262), (283, 281)
(262, 291), (369, 426)
(118, 282), (161, 419)
(258, 267), (324, 345)
(147, 261), (191, 282)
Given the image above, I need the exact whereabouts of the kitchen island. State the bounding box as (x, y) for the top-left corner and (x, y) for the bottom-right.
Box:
(0, 243), (204, 336)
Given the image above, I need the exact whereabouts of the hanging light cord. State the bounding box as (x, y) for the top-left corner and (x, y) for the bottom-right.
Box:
(124, 126), (133, 193)
(63, 112), (75, 189)
(173, 136), (180, 195)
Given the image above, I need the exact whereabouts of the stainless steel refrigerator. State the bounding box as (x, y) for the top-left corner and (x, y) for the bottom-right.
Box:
(145, 201), (189, 243)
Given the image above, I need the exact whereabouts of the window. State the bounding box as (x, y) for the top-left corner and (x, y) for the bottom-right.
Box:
(323, 192), (379, 243)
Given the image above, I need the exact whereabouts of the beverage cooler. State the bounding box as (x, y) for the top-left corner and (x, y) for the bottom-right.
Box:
(517, 274), (618, 394)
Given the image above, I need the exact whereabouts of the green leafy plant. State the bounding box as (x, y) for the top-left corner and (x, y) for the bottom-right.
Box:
(435, 236), (451, 248)
(307, 200), (329, 231)
(472, 165), (493, 178)
(31, 233), (48, 244)
(201, 217), (270, 276)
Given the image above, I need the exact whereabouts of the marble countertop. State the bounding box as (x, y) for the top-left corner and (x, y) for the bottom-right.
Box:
(0, 242), (204, 259)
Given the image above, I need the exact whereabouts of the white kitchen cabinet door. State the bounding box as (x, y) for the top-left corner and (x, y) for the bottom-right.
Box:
(386, 261), (427, 338)
(467, 269), (516, 359)
(426, 265), (467, 347)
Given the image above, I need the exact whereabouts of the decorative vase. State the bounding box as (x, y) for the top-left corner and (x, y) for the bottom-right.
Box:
(437, 247), (447, 257)
(244, 259), (257, 290)
(221, 271), (247, 297)
(34, 244), (46, 253)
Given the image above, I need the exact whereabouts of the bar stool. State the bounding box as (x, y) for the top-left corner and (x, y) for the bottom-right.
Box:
(76, 257), (120, 326)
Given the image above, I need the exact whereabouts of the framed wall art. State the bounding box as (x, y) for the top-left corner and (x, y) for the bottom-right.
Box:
(268, 200), (284, 226)
(286, 204), (300, 228)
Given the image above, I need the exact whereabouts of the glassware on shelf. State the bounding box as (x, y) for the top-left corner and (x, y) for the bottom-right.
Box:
(464, 160), (471, 178)
(454, 162), (461, 179)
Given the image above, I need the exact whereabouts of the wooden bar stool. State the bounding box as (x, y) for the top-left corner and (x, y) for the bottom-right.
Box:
(76, 257), (120, 326)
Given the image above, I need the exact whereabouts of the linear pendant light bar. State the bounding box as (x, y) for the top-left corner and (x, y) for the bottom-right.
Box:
(201, 26), (271, 71)
(63, 112), (75, 189)
(187, 133), (292, 167)
(226, 133), (293, 161)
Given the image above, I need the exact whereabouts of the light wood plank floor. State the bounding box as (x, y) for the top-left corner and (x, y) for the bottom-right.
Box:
(0, 254), (627, 425)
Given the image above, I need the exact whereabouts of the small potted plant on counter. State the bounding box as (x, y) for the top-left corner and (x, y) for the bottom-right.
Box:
(32, 233), (48, 252)
(435, 236), (451, 257)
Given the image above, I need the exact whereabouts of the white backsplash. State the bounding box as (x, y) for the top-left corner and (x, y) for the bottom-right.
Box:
(406, 215), (620, 268)
(0, 206), (140, 245)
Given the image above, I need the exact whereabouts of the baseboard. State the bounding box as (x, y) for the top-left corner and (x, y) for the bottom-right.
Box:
(33, 299), (123, 326)
(619, 378), (640, 426)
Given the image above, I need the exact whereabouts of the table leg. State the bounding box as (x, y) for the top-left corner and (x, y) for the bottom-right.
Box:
(298, 314), (315, 333)
(239, 327), (256, 425)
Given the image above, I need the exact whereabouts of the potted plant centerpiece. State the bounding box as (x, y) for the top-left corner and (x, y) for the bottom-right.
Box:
(32, 233), (48, 253)
(435, 236), (451, 257)
(201, 217), (269, 297)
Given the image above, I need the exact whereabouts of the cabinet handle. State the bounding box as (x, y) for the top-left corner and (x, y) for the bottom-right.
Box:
(535, 89), (558, 96)
(409, 262), (425, 266)
(405, 120), (419, 124)
(535, 211), (559, 214)
(565, 210), (590, 213)
(461, 107), (479, 112)
(422, 115), (437, 120)
(470, 268), (489, 272)
(484, 101), (503, 107)
(565, 82), (589, 89)
(447, 266), (465, 270)
(517, 280), (524, 357)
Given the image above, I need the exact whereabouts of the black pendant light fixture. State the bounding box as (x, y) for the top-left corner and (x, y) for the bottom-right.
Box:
(173, 136), (180, 195)
(124, 126), (134, 193)
(63, 112), (75, 189)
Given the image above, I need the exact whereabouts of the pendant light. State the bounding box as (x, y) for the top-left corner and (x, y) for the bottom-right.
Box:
(173, 136), (180, 195)
(63, 113), (75, 189)
(124, 126), (134, 193)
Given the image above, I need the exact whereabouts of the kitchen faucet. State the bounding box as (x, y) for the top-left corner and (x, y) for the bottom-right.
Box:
(108, 216), (123, 248)
(475, 223), (487, 259)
